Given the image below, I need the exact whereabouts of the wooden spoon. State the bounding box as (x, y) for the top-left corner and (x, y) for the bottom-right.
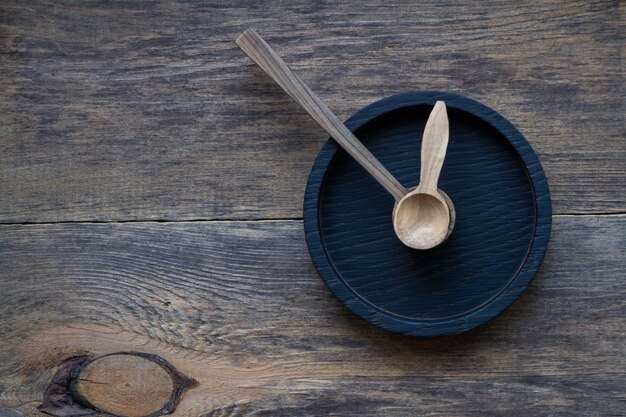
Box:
(392, 101), (451, 249)
(236, 29), (454, 248)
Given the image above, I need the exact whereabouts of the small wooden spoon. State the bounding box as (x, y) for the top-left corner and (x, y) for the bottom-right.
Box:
(393, 101), (450, 249)
(236, 29), (454, 248)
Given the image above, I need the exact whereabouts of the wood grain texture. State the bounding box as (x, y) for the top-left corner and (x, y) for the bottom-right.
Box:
(0, 2), (623, 416)
(0, 0), (624, 222)
(0, 216), (624, 416)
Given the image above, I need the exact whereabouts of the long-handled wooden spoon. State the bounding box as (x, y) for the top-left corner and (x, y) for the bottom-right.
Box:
(236, 28), (454, 248)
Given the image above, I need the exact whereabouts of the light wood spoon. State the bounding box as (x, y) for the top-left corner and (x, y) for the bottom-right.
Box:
(393, 101), (451, 249)
(236, 28), (454, 248)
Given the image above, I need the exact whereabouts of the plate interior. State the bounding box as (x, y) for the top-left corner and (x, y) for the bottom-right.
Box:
(318, 105), (535, 321)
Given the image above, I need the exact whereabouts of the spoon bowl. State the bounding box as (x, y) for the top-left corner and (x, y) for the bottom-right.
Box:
(393, 190), (451, 249)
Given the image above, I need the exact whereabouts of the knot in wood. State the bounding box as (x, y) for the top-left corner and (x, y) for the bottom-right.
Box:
(74, 353), (174, 417)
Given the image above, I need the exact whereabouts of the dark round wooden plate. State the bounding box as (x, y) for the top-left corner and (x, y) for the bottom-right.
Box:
(304, 91), (551, 337)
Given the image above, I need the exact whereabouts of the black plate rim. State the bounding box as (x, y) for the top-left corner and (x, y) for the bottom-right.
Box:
(303, 91), (552, 337)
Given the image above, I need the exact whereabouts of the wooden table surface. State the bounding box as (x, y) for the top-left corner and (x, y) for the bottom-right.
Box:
(1, 1), (624, 416)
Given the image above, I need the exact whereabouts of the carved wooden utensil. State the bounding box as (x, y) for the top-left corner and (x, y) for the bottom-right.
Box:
(393, 101), (451, 249)
(236, 28), (454, 248)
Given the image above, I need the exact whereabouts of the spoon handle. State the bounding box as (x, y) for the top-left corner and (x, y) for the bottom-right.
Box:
(236, 28), (407, 201)
(418, 101), (449, 194)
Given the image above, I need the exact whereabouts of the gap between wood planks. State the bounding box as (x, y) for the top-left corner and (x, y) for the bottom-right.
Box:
(0, 212), (625, 226)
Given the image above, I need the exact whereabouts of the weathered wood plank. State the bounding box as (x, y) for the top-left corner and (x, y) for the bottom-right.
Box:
(0, 1), (623, 222)
(0, 215), (624, 416)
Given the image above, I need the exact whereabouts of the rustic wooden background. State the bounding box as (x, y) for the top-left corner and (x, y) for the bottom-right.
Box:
(1, 1), (624, 416)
